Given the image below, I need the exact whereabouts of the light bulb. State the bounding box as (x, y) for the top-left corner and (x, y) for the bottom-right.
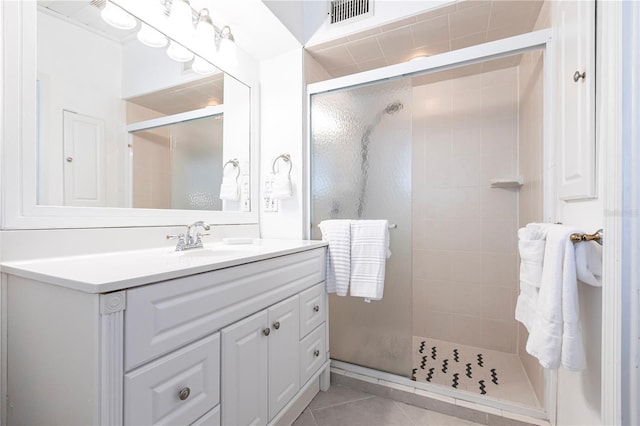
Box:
(101, 1), (137, 30)
(196, 9), (216, 40)
(192, 56), (217, 75)
(167, 40), (194, 62)
(217, 26), (237, 67)
(169, 0), (194, 39)
(137, 23), (168, 48)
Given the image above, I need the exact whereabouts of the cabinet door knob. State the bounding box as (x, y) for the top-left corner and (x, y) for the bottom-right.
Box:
(66, 157), (73, 163)
(273, 321), (280, 330)
(178, 387), (191, 401)
(314, 349), (320, 357)
(263, 328), (271, 336)
(313, 305), (320, 312)
(573, 70), (586, 82)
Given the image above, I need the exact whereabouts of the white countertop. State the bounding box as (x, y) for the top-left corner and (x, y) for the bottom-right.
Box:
(0, 239), (327, 294)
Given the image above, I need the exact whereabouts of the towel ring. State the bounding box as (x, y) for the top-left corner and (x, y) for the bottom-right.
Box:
(223, 158), (241, 180)
(272, 154), (292, 175)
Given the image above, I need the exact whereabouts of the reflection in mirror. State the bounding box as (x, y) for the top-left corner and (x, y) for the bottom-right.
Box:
(35, 1), (250, 212)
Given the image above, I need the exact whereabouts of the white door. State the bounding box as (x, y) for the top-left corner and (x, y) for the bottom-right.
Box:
(221, 309), (268, 426)
(267, 295), (300, 421)
(63, 110), (105, 206)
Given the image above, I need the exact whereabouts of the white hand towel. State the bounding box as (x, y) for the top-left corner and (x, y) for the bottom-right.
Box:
(318, 220), (351, 296)
(219, 177), (240, 201)
(349, 220), (390, 302)
(518, 223), (550, 288)
(525, 225), (587, 371)
(271, 172), (293, 200)
(515, 223), (551, 332)
(219, 174), (240, 201)
(575, 241), (602, 287)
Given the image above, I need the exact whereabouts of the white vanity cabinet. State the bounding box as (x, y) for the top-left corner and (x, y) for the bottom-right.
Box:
(2, 242), (328, 426)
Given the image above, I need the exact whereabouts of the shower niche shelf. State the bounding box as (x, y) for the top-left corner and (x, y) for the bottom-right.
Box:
(490, 177), (524, 188)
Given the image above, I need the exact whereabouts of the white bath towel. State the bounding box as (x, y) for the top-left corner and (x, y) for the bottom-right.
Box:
(219, 174), (240, 201)
(318, 220), (351, 296)
(515, 223), (551, 332)
(349, 220), (391, 302)
(525, 224), (587, 371)
(575, 241), (603, 287)
(271, 172), (293, 200)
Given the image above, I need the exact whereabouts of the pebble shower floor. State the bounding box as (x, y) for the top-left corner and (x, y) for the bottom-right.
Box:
(411, 336), (542, 408)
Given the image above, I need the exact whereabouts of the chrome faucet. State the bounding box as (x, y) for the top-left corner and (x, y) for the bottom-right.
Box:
(166, 221), (211, 251)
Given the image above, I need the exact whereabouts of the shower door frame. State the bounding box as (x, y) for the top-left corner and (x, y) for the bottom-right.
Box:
(306, 29), (556, 421)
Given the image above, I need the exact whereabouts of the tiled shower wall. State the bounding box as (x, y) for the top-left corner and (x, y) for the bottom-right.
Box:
(412, 67), (520, 354)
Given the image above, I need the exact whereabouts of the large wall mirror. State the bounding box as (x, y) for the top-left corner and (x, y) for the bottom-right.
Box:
(36, 1), (251, 213)
(0, 1), (258, 228)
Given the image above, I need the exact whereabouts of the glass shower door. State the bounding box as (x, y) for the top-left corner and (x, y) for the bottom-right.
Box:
(310, 78), (413, 376)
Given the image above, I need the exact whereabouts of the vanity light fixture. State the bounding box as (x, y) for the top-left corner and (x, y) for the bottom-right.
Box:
(137, 23), (168, 48)
(167, 40), (194, 62)
(100, 0), (137, 30)
(192, 56), (218, 75)
(217, 26), (237, 66)
(168, 0), (194, 37)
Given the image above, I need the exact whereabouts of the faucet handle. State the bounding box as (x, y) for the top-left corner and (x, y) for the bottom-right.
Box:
(166, 233), (185, 240)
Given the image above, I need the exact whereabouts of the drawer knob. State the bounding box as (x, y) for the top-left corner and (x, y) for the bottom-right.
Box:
(314, 349), (320, 357)
(313, 305), (320, 312)
(263, 328), (271, 336)
(178, 387), (191, 401)
(573, 70), (586, 82)
(273, 321), (280, 330)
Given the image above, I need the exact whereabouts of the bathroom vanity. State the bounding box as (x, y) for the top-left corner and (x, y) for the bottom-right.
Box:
(1, 240), (328, 426)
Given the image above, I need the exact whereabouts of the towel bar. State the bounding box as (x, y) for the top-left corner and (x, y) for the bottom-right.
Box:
(314, 223), (397, 229)
(570, 229), (603, 245)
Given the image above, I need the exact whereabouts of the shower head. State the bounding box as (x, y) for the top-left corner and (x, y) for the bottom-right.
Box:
(384, 101), (404, 114)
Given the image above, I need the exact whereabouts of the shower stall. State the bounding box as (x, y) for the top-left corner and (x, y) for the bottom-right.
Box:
(309, 33), (551, 419)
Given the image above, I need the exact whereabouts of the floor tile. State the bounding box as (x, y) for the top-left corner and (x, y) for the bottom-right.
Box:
(308, 383), (376, 411)
(312, 396), (413, 426)
(396, 401), (485, 425)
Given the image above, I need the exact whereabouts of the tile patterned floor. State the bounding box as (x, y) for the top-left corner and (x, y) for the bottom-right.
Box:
(293, 383), (483, 426)
(412, 336), (541, 408)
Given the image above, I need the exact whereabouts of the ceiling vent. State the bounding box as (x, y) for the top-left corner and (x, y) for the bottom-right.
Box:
(330, 0), (372, 24)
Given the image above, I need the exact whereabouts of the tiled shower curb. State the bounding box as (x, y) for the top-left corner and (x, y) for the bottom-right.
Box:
(330, 368), (550, 426)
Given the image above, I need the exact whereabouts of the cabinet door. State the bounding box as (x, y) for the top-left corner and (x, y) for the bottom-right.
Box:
(221, 310), (269, 426)
(124, 333), (220, 426)
(268, 295), (300, 420)
(555, 0), (596, 200)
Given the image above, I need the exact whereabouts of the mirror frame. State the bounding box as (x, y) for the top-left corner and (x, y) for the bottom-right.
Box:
(1, 0), (260, 229)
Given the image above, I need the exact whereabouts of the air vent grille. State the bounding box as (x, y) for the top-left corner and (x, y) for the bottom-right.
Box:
(330, 0), (371, 24)
(90, 0), (105, 9)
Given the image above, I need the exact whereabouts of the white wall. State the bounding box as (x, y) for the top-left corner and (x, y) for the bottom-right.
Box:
(121, 39), (205, 99)
(259, 48), (306, 239)
(37, 11), (125, 207)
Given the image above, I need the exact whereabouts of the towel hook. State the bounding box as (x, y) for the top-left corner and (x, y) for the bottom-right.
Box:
(272, 153), (292, 176)
(223, 158), (241, 180)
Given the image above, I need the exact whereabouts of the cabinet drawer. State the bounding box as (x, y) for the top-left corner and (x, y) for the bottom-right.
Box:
(124, 333), (220, 426)
(125, 248), (325, 370)
(299, 323), (326, 385)
(299, 282), (326, 338)
(192, 405), (220, 426)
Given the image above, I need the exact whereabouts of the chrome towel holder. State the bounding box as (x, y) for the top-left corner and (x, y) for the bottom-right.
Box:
(272, 153), (292, 175)
(223, 158), (240, 180)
